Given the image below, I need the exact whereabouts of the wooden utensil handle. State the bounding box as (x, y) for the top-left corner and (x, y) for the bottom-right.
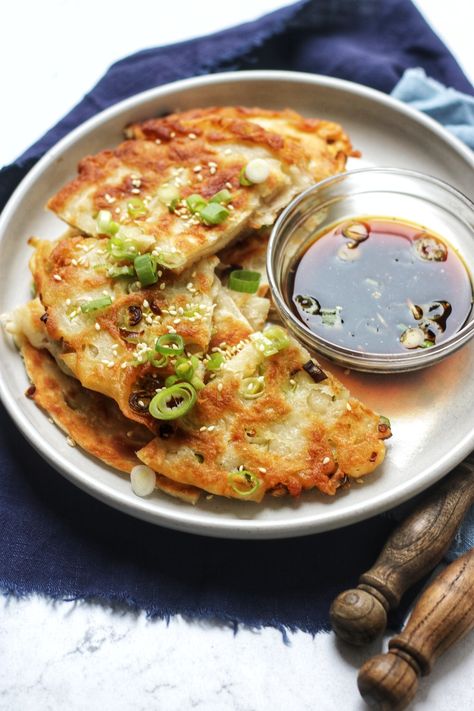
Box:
(361, 461), (474, 608)
(330, 461), (474, 644)
(358, 548), (474, 710)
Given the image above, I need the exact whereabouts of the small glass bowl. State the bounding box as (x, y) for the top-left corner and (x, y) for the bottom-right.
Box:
(267, 168), (474, 373)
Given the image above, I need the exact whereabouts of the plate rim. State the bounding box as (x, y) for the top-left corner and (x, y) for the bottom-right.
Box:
(1, 69), (473, 539)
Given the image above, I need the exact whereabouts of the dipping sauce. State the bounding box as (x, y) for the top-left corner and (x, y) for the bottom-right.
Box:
(290, 217), (473, 354)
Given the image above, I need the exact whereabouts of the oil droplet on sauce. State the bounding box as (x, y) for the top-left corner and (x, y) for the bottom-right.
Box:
(290, 217), (473, 355)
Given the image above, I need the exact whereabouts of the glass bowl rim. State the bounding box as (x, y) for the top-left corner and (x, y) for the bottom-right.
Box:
(266, 167), (474, 372)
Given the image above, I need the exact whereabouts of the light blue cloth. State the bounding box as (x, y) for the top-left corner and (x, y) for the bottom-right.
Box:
(390, 69), (474, 561)
(392, 67), (474, 150)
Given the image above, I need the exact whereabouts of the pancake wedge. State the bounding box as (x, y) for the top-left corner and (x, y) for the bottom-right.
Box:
(19, 337), (201, 504)
(25, 230), (218, 429)
(137, 332), (391, 502)
(48, 107), (355, 272)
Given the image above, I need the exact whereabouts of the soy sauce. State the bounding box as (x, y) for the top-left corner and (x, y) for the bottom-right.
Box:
(290, 217), (473, 354)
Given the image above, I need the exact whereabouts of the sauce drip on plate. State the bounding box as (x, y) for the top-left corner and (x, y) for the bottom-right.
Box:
(290, 217), (473, 355)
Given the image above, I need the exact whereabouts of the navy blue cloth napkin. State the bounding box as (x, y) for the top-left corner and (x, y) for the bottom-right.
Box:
(0, 0), (472, 634)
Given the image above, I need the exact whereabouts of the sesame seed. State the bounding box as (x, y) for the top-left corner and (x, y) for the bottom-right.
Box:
(66, 298), (71, 306)
(193, 165), (202, 172)
(53, 274), (62, 281)
(143, 299), (150, 308)
(208, 161), (217, 168)
(322, 457), (331, 465)
(121, 362), (128, 369)
(170, 131), (176, 138)
(155, 139), (161, 144)
(95, 322), (101, 331)
(160, 283), (166, 290)
(104, 193), (115, 204)
(207, 425), (216, 432)
(199, 426), (207, 432)
(224, 149), (232, 156)
(188, 133), (197, 139)
(346, 402), (352, 411)
(71, 258), (78, 266)
(115, 207), (121, 214)
(131, 188), (141, 194)
(217, 383), (223, 392)
(197, 174), (203, 182)
(66, 436), (76, 447)
(209, 167), (216, 175)
(146, 315), (153, 325)
(225, 182), (233, 189)
(258, 467), (267, 473)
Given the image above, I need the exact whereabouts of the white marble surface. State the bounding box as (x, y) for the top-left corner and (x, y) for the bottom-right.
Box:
(1, 2), (474, 710)
(1, 595), (473, 711)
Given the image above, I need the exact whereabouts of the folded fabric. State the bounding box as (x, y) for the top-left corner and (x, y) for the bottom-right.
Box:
(392, 67), (474, 149)
(0, 0), (473, 635)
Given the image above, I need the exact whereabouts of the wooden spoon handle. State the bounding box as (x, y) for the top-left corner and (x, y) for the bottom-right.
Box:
(330, 460), (474, 644)
(358, 548), (474, 710)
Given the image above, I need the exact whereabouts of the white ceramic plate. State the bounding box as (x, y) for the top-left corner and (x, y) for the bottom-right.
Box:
(1, 70), (473, 539)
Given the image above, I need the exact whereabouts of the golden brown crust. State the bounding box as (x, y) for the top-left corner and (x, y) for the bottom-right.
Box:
(137, 338), (389, 502)
(48, 106), (356, 273)
(20, 337), (201, 504)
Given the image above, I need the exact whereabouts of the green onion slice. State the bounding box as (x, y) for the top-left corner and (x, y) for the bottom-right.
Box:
(205, 352), (225, 371)
(108, 235), (138, 261)
(165, 374), (180, 387)
(107, 265), (135, 278)
(228, 269), (261, 294)
(252, 326), (289, 357)
(97, 210), (119, 236)
(154, 251), (184, 269)
(148, 382), (197, 420)
(190, 375), (204, 391)
(240, 376), (265, 400)
(127, 197), (148, 218)
(175, 355), (199, 381)
(186, 194), (207, 213)
(239, 166), (253, 187)
(155, 333), (185, 355)
(379, 415), (391, 428)
(148, 351), (168, 368)
(199, 202), (229, 225)
(228, 469), (261, 497)
(209, 189), (232, 204)
(80, 295), (113, 313)
(134, 253), (158, 286)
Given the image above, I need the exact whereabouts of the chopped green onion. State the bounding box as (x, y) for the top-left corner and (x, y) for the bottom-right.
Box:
(199, 202), (229, 225)
(155, 333), (185, 355)
(108, 235), (138, 261)
(240, 376), (265, 400)
(156, 184), (181, 208)
(251, 326), (290, 357)
(148, 351), (168, 368)
(175, 355), (198, 381)
(80, 295), (113, 313)
(134, 253), (157, 286)
(228, 269), (261, 294)
(107, 265), (135, 278)
(190, 376), (204, 391)
(240, 159), (270, 185)
(97, 210), (119, 236)
(148, 382), (197, 420)
(165, 374), (180, 387)
(168, 198), (179, 213)
(127, 197), (147, 218)
(228, 469), (261, 497)
(209, 189), (232, 205)
(205, 352), (225, 371)
(379, 416), (391, 428)
(321, 308), (340, 327)
(239, 166), (253, 187)
(186, 194), (207, 213)
(154, 251), (184, 269)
